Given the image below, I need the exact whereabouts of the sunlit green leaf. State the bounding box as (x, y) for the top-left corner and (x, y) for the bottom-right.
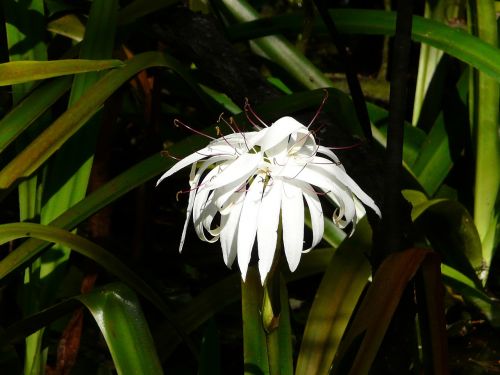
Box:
(0, 60), (123, 86)
(0, 77), (71, 153)
(0, 51), (210, 190)
(0, 284), (164, 375)
(227, 9), (500, 83)
(331, 248), (431, 374)
(296, 219), (371, 375)
(78, 283), (164, 375)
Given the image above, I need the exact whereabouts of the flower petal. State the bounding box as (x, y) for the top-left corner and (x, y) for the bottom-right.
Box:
(258, 116), (307, 152)
(311, 159), (381, 217)
(299, 182), (324, 251)
(156, 144), (236, 186)
(256, 179), (283, 284)
(220, 190), (245, 268)
(178, 163), (198, 252)
(316, 145), (343, 169)
(237, 177), (265, 281)
(281, 181), (304, 272)
(204, 152), (261, 191)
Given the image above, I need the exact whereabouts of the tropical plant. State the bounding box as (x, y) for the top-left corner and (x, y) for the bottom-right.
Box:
(0, 0), (498, 374)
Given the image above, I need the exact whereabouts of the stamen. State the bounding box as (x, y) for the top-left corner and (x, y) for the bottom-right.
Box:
(326, 140), (364, 150)
(244, 98), (268, 128)
(218, 114), (252, 152)
(307, 89), (329, 128)
(216, 126), (242, 156)
(160, 150), (182, 161)
(174, 118), (215, 140)
(218, 113), (236, 133)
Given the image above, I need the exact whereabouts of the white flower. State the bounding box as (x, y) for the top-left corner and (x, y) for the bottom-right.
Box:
(157, 116), (381, 284)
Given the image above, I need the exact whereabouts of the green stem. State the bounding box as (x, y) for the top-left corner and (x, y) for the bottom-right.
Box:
(266, 329), (281, 375)
(242, 267), (269, 375)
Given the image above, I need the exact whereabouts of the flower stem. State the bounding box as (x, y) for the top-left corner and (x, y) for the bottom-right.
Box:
(266, 328), (281, 375)
(241, 267), (269, 374)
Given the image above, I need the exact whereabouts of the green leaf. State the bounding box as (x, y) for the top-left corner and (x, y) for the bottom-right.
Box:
(0, 222), (195, 353)
(0, 77), (72, 153)
(0, 284), (164, 375)
(441, 264), (500, 326)
(47, 14), (85, 42)
(411, 1), (459, 126)
(78, 283), (164, 375)
(0, 60), (124, 86)
(3, 0), (48, 102)
(295, 219), (371, 375)
(3, 2), (50, 374)
(219, 0), (334, 89)
(331, 248), (431, 374)
(38, 0), (120, 293)
(402, 189), (483, 284)
(0, 223), (165, 311)
(469, 0), (500, 272)
(0, 51), (210, 190)
(227, 9), (500, 83)
(410, 71), (468, 195)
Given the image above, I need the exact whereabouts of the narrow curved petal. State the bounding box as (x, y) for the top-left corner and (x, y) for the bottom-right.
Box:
(220, 190), (245, 267)
(281, 182), (304, 272)
(204, 152), (261, 190)
(156, 144), (236, 186)
(237, 178), (264, 281)
(259, 116), (307, 152)
(178, 163), (198, 252)
(316, 145), (343, 167)
(257, 179), (283, 284)
(300, 182), (324, 252)
(311, 158), (381, 217)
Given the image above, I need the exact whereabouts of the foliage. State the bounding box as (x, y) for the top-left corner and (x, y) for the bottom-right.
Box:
(0, 0), (498, 373)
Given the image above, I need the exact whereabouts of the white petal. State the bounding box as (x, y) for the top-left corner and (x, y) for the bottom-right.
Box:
(237, 177), (264, 281)
(179, 156), (227, 252)
(316, 145), (343, 168)
(178, 163), (198, 252)
(156, 144), (236, 186)
(194, 191), (219, 243)
(300, 182), (324, 251)
(312, 159), (381, 217)
(192, 168), (221, 242)
(256, 179), (283, 284)
(204, 152), (261, 190)
(220, 190), (245, 267)
(281, 182), (304, 272)
(258, 117), (308, 152)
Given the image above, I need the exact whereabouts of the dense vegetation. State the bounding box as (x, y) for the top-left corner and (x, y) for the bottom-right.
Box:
(0, 0), (498, 373)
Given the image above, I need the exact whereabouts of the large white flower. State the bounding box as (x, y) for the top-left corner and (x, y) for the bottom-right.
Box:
(157, 116), (381, 284)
